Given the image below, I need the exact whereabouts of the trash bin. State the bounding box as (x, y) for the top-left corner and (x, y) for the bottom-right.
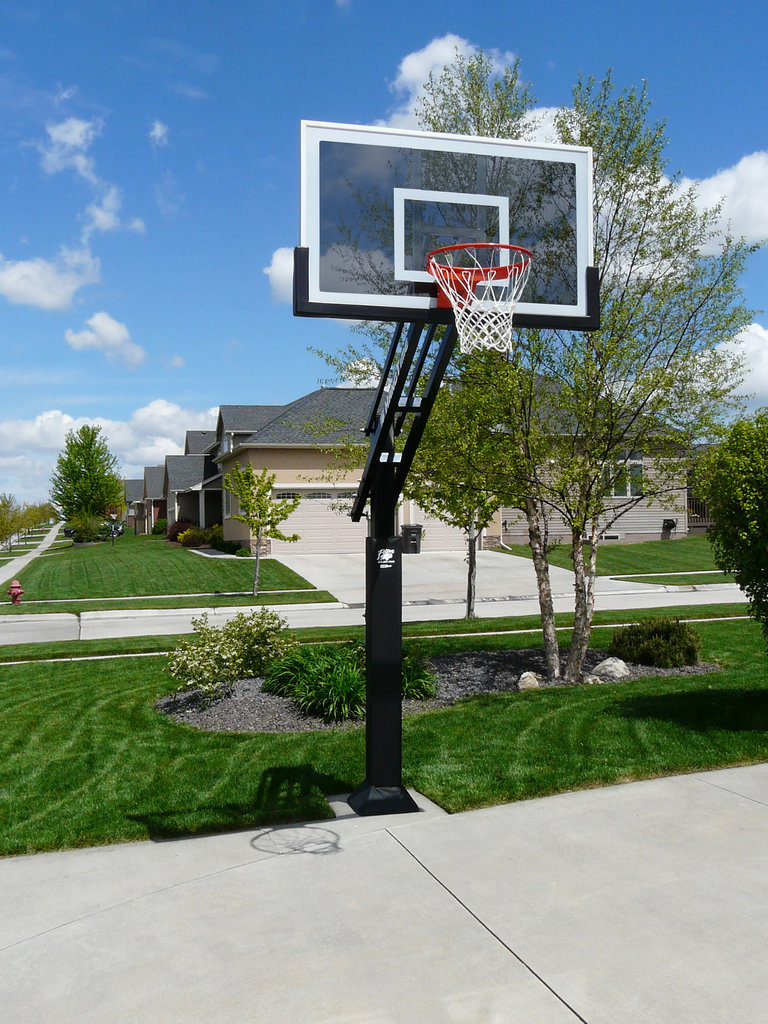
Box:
(401, 524), (423, 553)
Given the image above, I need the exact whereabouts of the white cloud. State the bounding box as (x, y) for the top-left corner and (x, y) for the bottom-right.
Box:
(170, 354), (185, 368)
(38, 117), (145, 242)
(681, 152), (768, 246)
(0, 247), (100, 310)
(149, 120), (169, 147)
(722, 322), (768, 410)
(39, 116), (102, 184)
(65, 311), (146, 368)
(263, 246), (294, 303)
(83, 186), (146, 240)
(384, 35), (516, 129)
(0, 400), (218, 503)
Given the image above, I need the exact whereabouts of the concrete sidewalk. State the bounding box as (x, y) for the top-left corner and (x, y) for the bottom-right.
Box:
(0, 522), (62, 589)
(0, 547), (745, 646)
(2, 764), (767, 1023)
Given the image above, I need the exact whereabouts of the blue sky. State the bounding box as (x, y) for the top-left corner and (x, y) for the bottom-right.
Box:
(1, 0), (767, 502)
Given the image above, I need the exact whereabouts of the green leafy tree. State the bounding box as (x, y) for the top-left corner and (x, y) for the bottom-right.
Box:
(50, 425), (123, 523)
(698, 413), (768, 647)
(415, 61), (755, 681)
(0, 493), (23, 551)
(317, 53), (757, 681)
(406, 383), (500, 618)
(222, 464), (301, 594)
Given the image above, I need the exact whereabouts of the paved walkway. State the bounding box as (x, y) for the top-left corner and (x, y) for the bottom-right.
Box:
(2, 764), (766, 1023)
(0, 523), (61, 589)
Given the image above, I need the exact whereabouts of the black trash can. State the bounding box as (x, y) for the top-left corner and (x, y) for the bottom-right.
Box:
(401, 524), (423, 553)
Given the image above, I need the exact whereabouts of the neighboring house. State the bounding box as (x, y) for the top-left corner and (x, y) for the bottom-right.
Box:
(142, 466), (167, 534)
(489, 452), (688, 546)
(122, 479), (144, 533)
(163, 453), (220, 529)
(216, 387), (467, 555)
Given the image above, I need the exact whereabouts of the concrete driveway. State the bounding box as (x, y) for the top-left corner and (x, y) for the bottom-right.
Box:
(276, 548), (658, 608)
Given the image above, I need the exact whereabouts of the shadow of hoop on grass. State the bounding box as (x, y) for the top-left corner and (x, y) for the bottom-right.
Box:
(128, 764), (350, 842)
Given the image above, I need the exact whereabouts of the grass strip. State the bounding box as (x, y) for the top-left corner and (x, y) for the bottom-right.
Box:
(613, 573), (736, 587)
(0, 531), (316, 603)
(496, 535), (719, 575)
(0, 618), (766, 856)
(0, 601), (750, 663)
(0, 590), (337, 615)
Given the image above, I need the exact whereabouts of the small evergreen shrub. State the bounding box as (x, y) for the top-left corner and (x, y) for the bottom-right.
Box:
(151, 518), (167, 535)
(235, 547), (252, 557)
(262, 642), (436, 722)
(609, 617), (701, 668)
(167, 609), (297, 703)
(402, 644), (438, 699)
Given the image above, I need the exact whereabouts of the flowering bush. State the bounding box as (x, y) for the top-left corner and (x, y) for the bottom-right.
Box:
(178, 527), (207, 548)
(167, 608), (297, 703)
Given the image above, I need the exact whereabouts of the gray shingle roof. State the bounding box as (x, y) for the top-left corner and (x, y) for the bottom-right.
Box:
(143, 466), (165, 499)
(218, 405), (283, 434)
(243, 388), (374, 446)
(185, 430), (216, 455)
(123, 479), (143, 502)
(164, 454), (217, 492)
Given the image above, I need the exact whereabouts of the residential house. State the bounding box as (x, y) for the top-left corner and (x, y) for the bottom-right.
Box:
(122, 479), (144, 533)
(142, 465), (167, 534)
(215, 387), (467, 554)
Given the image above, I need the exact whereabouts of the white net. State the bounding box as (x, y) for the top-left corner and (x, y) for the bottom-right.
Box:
(426, 244), (532, 354)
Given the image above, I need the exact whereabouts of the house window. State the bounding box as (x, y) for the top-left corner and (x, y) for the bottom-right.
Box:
(223, 488), (232, 518)
(275, 491), (300, 500)
(606, 452), (643, 497)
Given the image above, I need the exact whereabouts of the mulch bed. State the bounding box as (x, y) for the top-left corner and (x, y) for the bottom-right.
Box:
(155, 649), (720, 734)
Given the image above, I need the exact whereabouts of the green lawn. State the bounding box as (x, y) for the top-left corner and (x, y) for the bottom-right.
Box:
(0, 532), (328, 611)
(1, 612), (765, 857)
(498, 535), (720, 576)
(615, 571), (735, 586)
(0, 600), (750, 664)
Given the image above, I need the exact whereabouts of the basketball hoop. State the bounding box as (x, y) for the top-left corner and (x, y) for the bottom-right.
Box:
(426, 243), (532, 354)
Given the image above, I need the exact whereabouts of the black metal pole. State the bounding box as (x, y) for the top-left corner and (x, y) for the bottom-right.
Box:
(348, 458), (418, 816)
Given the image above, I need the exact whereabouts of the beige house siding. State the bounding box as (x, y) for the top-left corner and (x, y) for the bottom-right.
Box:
(493, 486), (688, 546)
(219, 445), (366, 553)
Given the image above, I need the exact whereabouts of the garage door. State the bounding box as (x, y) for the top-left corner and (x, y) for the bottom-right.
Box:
(408, 505), (467, 552)
(270, 490), (369, 555)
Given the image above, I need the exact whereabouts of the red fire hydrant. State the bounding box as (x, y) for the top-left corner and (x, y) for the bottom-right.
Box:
(7, 580), (23, 605)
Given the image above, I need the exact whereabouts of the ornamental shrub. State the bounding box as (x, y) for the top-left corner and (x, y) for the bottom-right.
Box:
(262, 642), (436, 722)
(167, 609), (297, 703)
(68, 511), (104, 543)
(608, 617), (701, 668)
(166, 519), (193, 542)
(151, 518), (167, 535)
(178, 527), (207, 548)
(205, 524), (224, 548)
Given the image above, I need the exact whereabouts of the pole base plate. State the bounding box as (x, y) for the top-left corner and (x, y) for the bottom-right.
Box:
(347, 782), (419, 816)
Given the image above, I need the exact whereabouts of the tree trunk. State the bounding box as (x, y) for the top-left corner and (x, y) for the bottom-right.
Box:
(525, 498), (561, 679)
(253, 528), (261, 596)
(564, 528), (598, 681)
(466, 523), (478, 619)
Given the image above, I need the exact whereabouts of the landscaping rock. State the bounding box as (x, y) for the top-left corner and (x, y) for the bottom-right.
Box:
(518, 671), (541, 690)
(592, 657), (631, 681)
